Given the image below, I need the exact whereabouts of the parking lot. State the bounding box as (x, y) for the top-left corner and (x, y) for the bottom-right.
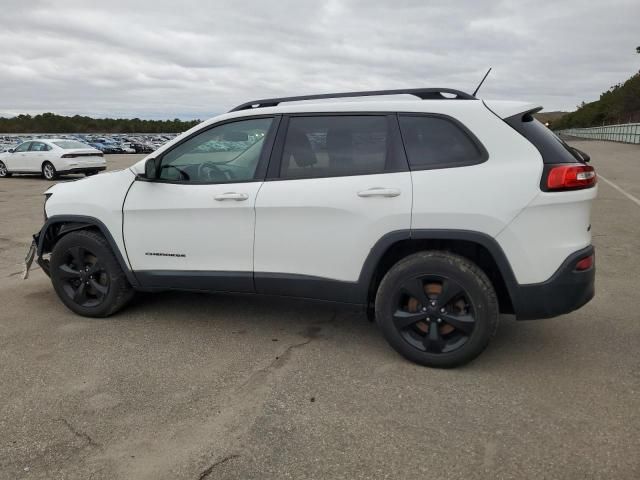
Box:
(0, 141), (638, 479)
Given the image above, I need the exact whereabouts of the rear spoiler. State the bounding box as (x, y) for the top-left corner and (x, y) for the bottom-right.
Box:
(483, 101), (542, 119)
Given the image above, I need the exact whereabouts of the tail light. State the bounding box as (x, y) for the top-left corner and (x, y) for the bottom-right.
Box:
(545, 164), (596, 191)
(575, 253), (594, 271)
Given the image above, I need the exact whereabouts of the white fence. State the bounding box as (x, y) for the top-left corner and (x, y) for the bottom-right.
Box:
(558, 123), (640, 144)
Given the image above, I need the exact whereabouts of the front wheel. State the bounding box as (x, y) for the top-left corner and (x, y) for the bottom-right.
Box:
(375, 251), (499, 368)
(50, 230), (134, 317)
(42, 161), (57, 180)
(0, 160), (11, 177)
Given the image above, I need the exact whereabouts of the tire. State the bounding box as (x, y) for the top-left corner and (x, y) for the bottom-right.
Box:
(375, 251), (499, 368)
(49, 230), (134, 317)
(0, 160), (11, 177)
(42, 161), (58, 180)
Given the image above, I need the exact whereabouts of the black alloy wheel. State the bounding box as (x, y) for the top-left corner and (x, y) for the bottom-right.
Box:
(50, 229), (134, 317)
(392, 275), (476, 354)
(57, 246), (110, 308)
(375, 251), (499, 368)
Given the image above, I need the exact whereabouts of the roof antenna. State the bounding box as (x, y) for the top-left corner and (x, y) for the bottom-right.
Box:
(472, 67), (492, 96)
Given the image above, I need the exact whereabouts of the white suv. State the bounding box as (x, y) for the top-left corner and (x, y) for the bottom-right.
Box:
(24, 88), (597, 367)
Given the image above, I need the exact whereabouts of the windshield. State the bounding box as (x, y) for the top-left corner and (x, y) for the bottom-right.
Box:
(53, 140), (91, 149)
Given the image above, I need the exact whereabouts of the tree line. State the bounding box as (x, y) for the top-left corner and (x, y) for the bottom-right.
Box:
(552, 71), (640, 130)
(0, 113), (201, 133)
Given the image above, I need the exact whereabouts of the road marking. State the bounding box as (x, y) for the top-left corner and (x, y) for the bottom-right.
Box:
(598, 174), (640, 208)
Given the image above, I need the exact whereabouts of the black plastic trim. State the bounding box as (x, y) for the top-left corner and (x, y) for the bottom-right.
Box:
(514, 245), (595, 320)
(255, 273), (362, 303)
(136, 270), (253, 293)
(4, 167), (106, 175)
(56, 166), (106, 175)
(36, 215), (139, 287)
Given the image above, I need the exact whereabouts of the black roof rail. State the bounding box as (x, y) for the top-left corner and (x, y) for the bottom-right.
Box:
(229, 88), (476, 112)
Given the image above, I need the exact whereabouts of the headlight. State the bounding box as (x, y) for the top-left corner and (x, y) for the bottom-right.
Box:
(43, 193), (52, 221)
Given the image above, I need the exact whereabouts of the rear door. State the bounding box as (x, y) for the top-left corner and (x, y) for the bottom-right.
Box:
(253, 113), (412, 301)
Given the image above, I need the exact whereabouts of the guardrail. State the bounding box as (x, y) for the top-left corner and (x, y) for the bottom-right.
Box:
(558, 124), (640, 144)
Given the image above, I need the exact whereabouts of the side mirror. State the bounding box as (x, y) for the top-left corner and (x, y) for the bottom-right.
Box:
(137, 157), (158, 181)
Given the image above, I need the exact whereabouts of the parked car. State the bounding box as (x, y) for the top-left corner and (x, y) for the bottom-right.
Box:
(25, 88), (597, 367)
(129, 142), (154, 154)
(88, 142), (108, 153)
(0, 139), (106, 179)
(118, 142), (137, 154)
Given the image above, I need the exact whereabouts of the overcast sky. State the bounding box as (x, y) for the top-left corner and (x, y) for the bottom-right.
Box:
(1, 0), (638, 120)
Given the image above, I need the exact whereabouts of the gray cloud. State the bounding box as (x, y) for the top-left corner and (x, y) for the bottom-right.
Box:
(0, 0), (638, 119)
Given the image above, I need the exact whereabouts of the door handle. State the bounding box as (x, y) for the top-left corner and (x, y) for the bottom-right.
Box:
(357, 187), (401, 198)
(214, 192), (249, 201)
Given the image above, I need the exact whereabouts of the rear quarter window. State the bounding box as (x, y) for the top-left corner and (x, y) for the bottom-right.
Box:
(504, 113), (582, 164)
(398, 114), (487, 170)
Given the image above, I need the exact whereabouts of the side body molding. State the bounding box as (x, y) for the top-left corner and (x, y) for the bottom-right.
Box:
(357, 229), (519, 306)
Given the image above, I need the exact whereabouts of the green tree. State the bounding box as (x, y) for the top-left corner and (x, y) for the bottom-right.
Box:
(0, 113), (201, 134)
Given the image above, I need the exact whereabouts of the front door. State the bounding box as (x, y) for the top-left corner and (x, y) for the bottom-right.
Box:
(123, 116), (278, 292)
(7, 141), (31, 170)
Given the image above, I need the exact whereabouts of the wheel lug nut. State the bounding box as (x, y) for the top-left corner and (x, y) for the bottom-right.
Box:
(421, 307), (427, 312)
(440, 308), (445, 313)
(437, 318), (442, 323)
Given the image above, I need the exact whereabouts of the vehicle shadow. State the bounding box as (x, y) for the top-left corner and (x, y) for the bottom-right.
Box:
(120, 290), (566, 371)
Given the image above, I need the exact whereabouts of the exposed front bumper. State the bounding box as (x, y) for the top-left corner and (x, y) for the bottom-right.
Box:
(513, 246), (595, 320)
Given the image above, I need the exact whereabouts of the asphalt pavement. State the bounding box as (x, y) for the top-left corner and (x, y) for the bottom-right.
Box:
(0, 142), (638, 479)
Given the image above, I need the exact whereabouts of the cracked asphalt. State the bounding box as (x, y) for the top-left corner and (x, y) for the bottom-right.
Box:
(1, 141), (639, 479)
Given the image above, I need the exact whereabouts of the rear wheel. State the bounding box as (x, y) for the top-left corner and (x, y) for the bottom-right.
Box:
(0, 160), (11, 177)
(50, 230), (134, 317)
(42, 161), (57, 180)
(375, 251), (498, 368)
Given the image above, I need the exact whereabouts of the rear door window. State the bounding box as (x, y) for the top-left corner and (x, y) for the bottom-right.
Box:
(29, 142), (49, 152)
(278, 115), (400, 179)
(398, 115), (486, 170)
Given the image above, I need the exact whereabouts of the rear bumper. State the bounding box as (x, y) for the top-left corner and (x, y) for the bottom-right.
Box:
(58, 166), (106, 175)
(513, 246), (595, 320)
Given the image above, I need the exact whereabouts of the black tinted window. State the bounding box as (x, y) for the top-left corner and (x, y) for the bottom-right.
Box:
(399, 115), (485, 169)
(505, 113), (581, 164)
(280, 116), (389, 179)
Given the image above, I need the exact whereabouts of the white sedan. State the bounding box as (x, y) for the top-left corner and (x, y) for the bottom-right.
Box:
(0, 139), (106, 180)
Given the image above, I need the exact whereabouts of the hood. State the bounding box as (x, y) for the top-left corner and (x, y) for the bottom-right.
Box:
(44, 168), (127, 196)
